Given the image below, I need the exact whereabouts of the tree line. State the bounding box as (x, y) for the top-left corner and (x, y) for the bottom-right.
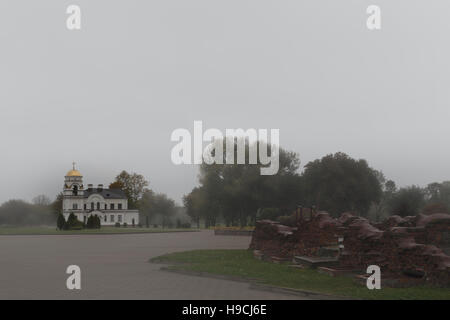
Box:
(183, 140), (450, 227)
(0, 195), (61, 226)
(0, 153), (448, 228)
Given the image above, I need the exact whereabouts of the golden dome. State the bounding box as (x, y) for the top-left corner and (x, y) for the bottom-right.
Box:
(66, 169), (82, 177)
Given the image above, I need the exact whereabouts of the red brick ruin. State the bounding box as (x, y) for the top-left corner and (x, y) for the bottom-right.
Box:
(249, 211), (450, 286)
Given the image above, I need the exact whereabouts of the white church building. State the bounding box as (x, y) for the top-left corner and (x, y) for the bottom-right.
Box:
(62, 164), (139, 226)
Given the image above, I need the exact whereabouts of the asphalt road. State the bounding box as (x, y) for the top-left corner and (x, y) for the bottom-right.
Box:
(0, 230), (304, 299)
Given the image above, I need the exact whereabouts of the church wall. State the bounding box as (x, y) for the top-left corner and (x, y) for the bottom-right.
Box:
(63, 197), (128, 212)
(96, 210), (140, 226)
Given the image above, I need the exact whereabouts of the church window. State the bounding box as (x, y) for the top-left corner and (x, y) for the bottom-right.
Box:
(110, 203), (115, 210)
(118, 215), (122, 222)
(84, 204), (87, 210)
(73, 203), (78, 210)
(105, 204), (107, 210)
(72, 185), (78, 196)
(97, 202), (100, 210)
(91, 202), (94, 210)
(110, 215), (115, 222)
(118, 204), (122, 210)
(104, 215), (107, 222)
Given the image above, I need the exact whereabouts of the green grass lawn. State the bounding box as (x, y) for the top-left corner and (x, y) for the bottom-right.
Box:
(0, 226), (198, 235)
(151, 249), (450, 300)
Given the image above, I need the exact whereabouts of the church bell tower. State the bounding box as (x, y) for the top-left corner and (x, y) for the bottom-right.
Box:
(64, 162), (84, 197)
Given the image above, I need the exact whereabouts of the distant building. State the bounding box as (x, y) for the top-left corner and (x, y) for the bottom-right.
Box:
(62, 163), (139, 226)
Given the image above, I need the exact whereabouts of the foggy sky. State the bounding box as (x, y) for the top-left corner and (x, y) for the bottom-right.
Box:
(0, 1), (449, 205)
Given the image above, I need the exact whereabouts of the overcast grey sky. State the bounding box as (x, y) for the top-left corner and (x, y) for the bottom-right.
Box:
(0, 1), (449, 204)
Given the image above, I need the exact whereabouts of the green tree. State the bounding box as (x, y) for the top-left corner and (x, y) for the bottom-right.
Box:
(137, 189), (177, 228)
(86, 215), (94, 229)
(94, 215), (101, 229)
(387, 186), (425, 217)
(138, 189), (156, 227)
(57, 213), (66, 230)
(65, 213), (83, 230)
(0, 199), (55, 226)
(425, 181), (450, 212)
(302, 152), (382, 217)
(110, 171), (149, 209)
(185, 139), (302, 227)
(368, 178), (397, 222)
(32, 195), (51, 206)
(153, 193), (176, 228)
(51, 193), (64, 216)
(183, 187), (206, 228)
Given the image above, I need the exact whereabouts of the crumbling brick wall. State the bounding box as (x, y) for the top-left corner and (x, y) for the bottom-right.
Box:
(250, 213), (343, 258)
(339, 217), (450, 286)
(293, 212), (342, 256)
(376, 213), (450, 254)
(250, 212), (450, 286)
(249, 220), (296, 258)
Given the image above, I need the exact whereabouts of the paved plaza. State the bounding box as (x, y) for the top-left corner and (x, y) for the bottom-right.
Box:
(0, 230), (304, 299)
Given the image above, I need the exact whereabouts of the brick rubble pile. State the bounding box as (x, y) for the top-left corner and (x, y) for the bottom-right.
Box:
(250, 212), (450, 286)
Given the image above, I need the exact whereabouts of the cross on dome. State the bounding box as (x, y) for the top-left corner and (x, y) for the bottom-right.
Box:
(66, 162), (82, 177)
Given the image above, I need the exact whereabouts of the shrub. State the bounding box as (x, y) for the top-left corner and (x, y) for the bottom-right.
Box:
(86, 215), (101, 229)
(69, 221), (84, 230)
(115, 222), (120, 227)
(86, 215), (94, 229)
(123, 222), (128, 228)
(57, 213), (66, 230)
(95, 215), (101, 229)
(64, 213), (84, 230)
(181, 222), (191, 228)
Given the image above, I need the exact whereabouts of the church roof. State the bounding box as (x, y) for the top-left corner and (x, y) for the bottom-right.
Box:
(83, 188), (127, 200)
(66, 169), (82, 177)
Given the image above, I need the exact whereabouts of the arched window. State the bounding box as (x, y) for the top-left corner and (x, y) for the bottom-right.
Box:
(97, 202), (100, 210)
(72, 185), (78, 196)
(91, 202), (94, 210)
